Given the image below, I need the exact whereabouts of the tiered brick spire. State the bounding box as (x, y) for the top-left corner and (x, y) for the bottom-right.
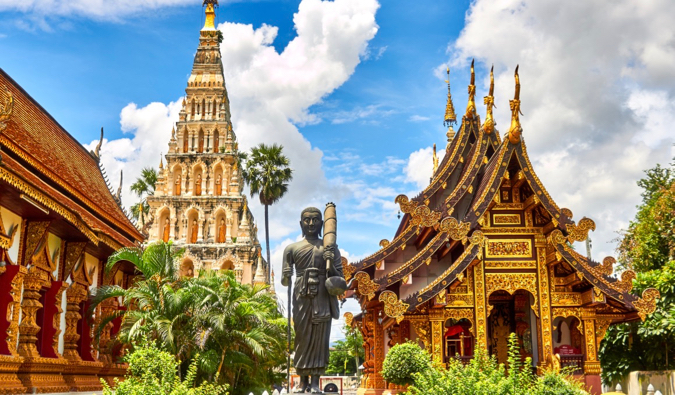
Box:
(146, 2), (264, 285)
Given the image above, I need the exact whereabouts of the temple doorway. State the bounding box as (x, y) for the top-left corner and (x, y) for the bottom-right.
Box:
(487, 290), (539, 367)
(443, 317), (474, 364)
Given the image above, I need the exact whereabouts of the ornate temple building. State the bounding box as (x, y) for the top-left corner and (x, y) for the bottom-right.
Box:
(146, 0), (266, 285)
(0, 69), (144, 393)
(344, 64), (660, 395)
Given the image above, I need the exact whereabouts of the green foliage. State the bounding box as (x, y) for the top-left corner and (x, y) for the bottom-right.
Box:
(92, 241), (288, 395)
(326, 326), (364, 376)
(130, 167), (158, 227)
(381, 341), (431, 386)
(599, 160), (675, 384)
(407, 334), (587, 395)
(102, 341), (228, 395)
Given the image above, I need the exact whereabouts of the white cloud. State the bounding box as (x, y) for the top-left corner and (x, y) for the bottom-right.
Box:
(94, 0), (380, 243)
(450, 0), (675, 260)
(0, 0), (193, 22)
(408, 115), (430, 122)
(330, 104), (395, 125)
(404, 146), (445, 189)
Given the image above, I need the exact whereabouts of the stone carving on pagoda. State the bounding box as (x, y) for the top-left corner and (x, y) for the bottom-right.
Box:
(146, 1), (265, 285)
(346, 62), (660, 395)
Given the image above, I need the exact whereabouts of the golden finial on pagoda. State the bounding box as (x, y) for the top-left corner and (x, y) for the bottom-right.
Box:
(444, 67), (457, 126)
(202, 0), (218, 31)
(159, 153), (164, 169)
(482, 65), (496, 134)
(508, 65), (523, 144)
(432, 143), (439, 174)
(465, 59), (476, 119)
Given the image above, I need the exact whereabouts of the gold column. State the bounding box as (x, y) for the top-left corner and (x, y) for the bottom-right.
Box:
(473, 262), (487, 350)
(63, 284), (87, 362)
(6, 266), (27, 355)
(372, 308), (386, 389)
(430, 309), (445, 365)
(17, 269), (47, 358)
(536, 238), (553, 369)
(581, 309), (601, 375)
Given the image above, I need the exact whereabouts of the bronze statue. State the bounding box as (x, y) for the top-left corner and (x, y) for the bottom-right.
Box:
(282, 205), (346, 393)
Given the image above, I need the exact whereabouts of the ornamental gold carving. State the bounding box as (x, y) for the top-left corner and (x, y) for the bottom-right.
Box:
(550, 292), (582, 306)
(444, 308), (476, 336)
(485, 260), (536, 269)
(565, 217), (596, 243)
(485, 273), (538, 313)
(492, 213), (521, 225)
(616, 270), (636, 293)
(446, 293), (474, 306)
(411, 320), (431, 353)
(379, 239), (390, 248)
(439, 217), (471, 243)
(410, 204), (442, 228)
(62, 241), (87, 281)
(473, 263), (487, 348)
(20, 221), (51, 266)
(634, 288), (660, 321)
(354, 272), (378, 301)
(0, 89), (13, 132)
(537, 246), (553, 369)
(596, 256), (615, 276)
(395, 195), (419, 214)
(379, 291), (409, 323)
(6, 266), (27, 355)
(343, 259), (356, 281)
(595, 319), (612, 346)
(344, 312), (354, 327)
(485, 238), (532, 258)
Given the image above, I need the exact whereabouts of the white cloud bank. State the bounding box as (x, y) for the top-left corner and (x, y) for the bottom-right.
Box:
(0, 0), (193, 21)
(448, 0), (675, 260)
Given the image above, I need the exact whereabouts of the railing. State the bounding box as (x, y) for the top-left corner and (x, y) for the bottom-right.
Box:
(560, 354), (584, 374)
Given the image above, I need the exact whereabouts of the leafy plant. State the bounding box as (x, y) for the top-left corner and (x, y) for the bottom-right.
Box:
(325, 325), (364, 376)
(130, 167), (158, 227)
(102, 340), (228, 395)
(381, 341), (431, 386)
(406, 334), (587, 395)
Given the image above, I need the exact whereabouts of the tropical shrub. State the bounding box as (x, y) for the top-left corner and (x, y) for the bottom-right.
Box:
(102, 340), (228, 395)
(381, 341), (431, 386)
(406, 334), (587, 395)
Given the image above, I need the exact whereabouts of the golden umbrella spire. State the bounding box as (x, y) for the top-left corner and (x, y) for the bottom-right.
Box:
(508, 65), (523, 144)
(444, 67), (457, 126)
(202, 0), (218, 31)
(444, 67), (457, 146)
(465, 59), (476, 119)
(482, 65), (496, 134)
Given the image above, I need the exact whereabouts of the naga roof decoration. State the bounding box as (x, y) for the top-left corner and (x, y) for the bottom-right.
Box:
(347, 63), (659, 323)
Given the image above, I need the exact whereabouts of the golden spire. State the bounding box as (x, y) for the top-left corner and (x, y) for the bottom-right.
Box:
(444, 67), (457, 126)
(508, 65), (523, 144)
(432, 143), (439, 174)
(444, 67), (457, 147)
(482, 65), (496, 134)
(202, 0), (218, 31)
(465, 59), (476, 119)
(159, 153), (164, 169)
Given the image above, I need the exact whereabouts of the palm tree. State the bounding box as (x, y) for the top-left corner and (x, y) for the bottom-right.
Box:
(242, 143), (293, 283)
(130, 167), (158, 227)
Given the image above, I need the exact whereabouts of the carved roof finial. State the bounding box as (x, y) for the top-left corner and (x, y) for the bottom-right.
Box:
(465, 59), (476, 119)
(432, 143), (439, 174)
(444, 67), (457, 126)
(93, 127), (104, 160)
(508, 65), (523, 144)
(115, 170), (123, 203)
(159, 153), (164, 169)
(482, 65), (496, 134)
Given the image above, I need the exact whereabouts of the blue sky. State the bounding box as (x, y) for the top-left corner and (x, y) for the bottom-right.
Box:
(2, 0), (674, 340)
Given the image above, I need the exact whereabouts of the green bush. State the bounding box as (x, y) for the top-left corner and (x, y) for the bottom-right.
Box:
(381, 341), (431, 386)
(406, 333), (587, 395)
(102, 341), (229, 395)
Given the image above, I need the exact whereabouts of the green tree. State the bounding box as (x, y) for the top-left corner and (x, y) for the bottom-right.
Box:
(242, 143), (293, 283)
(325, 325), (364, 376)
(381, 341), (431, 386)
(130, 167), (158, 227)
(599, 160), (675, 384)
(91, 241), (288, 394)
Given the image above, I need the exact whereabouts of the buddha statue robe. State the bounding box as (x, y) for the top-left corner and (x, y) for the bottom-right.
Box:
(195, 175), (202, 196)
(217, 220), (226, 243)
(191, 220), (199, 243)
(216, 174), (222, 195)
(162, 219), (170, 242)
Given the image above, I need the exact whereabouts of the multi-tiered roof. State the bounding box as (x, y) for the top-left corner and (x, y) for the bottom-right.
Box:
(346, 62), (658, 322)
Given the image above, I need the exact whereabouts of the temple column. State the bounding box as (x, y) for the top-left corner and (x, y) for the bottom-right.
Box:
(473, 261), (488, 351)
(536, 237), (553, 371)
(581, 309), (602, 395)
(372, 308), (386, 390)
(0, 264), (27, 394)
(429, 309), (445, 365)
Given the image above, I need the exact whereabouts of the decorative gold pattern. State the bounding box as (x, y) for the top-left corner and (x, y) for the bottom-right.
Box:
(566, 217), (596, 243)
(395, 195), (418, 214)
(62, 242), (87, 281)
(446, 293), (474, 306)
(485, 238), (532, 258)
(344, 312), (354, 327)
(431, 319), (444, 364)
(354, 272), (378, 301)
(379, 291), (409, 324)
(444, 67), (457, 124)
(409, 204), (442, 228)
(635, 288), (660, 321)
(411, 320), (431, 353)
(616, 270), (636, 293)
(0, 89), (13, 132)
(537, 245), (553, 369)
(482, 66), (495, 134)
(474, 262), (487, 349)
(597, 256), (615, 276)
(550, 292), (582, 306)
(595, 319), (612, 346)
(444, 308), (476, 336)
(493, 213), (521, 225)
(438, 217), (471, 243)
(465, 59), (476, 119)
(485, 272), (538, 312)
(343, 261), (356, 281)
(379, 239), (390, 248)
(485, 260), (536, 269)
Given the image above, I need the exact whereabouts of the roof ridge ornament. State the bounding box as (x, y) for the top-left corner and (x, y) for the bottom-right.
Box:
(508, 65), (523, 144)
(482, 65), (496, 134)
(0, 89), (13, 133)
(465, 59), (477, 119)
(444, 67), (457, 146)
(202, 0), (218, 31)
